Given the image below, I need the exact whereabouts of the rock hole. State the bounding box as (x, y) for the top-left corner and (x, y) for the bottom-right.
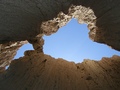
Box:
(5, 43), (33, 70)
(14, 43), (34, 59)
(43, 19), (120, 63)
(5, 65), (9, 70)
(42, 59), (47, 63)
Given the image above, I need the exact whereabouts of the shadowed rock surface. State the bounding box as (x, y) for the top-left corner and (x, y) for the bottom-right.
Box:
(0, 0), (120, 51)
(0, 0), (120, 90)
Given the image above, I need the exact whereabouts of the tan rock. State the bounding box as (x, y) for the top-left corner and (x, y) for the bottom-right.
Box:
(0, 53), (120, 90)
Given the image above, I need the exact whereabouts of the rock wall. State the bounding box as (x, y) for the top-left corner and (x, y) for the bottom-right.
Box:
(0, 51), (120, 90)
(0, 0), (120, 51)
(0, 41), (27, 73)
(73, 0), (120, 51)
(0, 0), (120, 90)
(0, 0), (72, 43)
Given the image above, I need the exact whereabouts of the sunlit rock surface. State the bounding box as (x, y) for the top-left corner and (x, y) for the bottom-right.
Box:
(0, 52), (120, 90)
(0, 41), (27, 73)
(0, 0), (120, 90)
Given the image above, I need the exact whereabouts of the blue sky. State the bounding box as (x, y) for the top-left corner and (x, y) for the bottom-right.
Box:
(43, 19), (120, 63)
(14, 43), (34, 59)
(15, 19), (120, 63)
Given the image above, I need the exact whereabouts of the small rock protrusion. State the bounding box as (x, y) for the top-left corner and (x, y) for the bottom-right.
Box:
(24, 50), (35, 56)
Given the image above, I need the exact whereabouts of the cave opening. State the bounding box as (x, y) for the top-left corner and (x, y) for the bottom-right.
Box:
(5, 43), (34, 70)
(14, 43), (34, 59)
(12, 5), (120, 65)
(43, 18), (120, 63)
(5, 5), (120, 70)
